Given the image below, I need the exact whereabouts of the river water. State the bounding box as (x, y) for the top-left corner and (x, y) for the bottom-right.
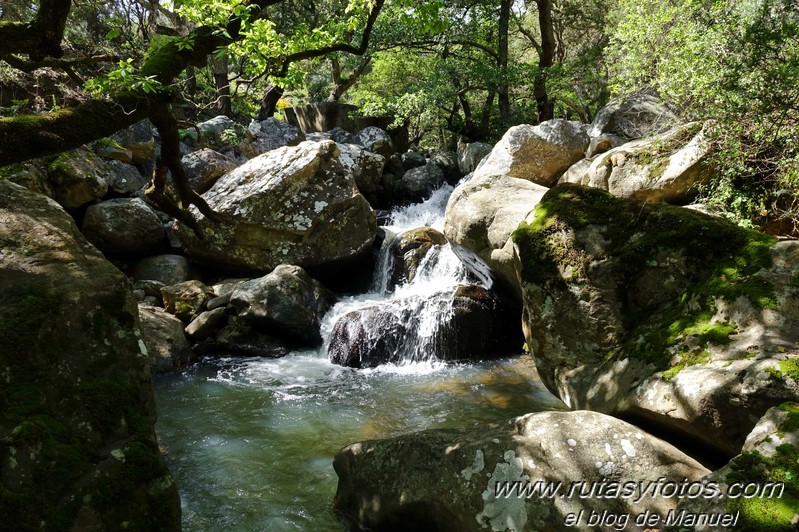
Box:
(154, 181), (566, 531)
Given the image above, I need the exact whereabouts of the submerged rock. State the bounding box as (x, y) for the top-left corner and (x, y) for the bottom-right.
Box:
(176, 140), (376, 272)
(0, 180), (180, 529)
(512, 184), (799, 456)
(386, 227), (448, 289)
(334, 410), (709, 531)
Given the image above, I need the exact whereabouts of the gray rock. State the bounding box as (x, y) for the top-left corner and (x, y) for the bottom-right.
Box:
(138, 304), (195, 372)
(431, 150), (460, 181)
(106, 160), (148, 195)
(334, 410), (709, 531)
(132, 280), (166, 306)
(47, 147), (109, 209)
(0, 180), (180, 529)
(353, 126), (394, 158)
(111, 119), (156, 165)
(457, 141), (493, 175)
(229, 264), (336, 347)
(197, 115), (238, 140)
(337, 143), (386, 203)
(474, 119), (589, 186)
(196, 316), (290, 358)
(133, 254), (192, 285)
(241, 117), (305, 158)
(182, 148), (237, 194)
(175, 141), (376, 272)
(206, 291), (232, 311)
(328, 127), (353, 144)
(82, 198), (166, 255)
(185, 307), (228, 341)
(589, 90), (679, 140)
(513, 185), (799, 456)
(444, 173), (548, 299)
(585, 132), (626, 158)
(401, 150), (426, 171)
(394, 163), (445, 203)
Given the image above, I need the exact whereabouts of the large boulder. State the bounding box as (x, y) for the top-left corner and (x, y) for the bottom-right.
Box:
(473, 119), (589, 186)
(160, 280), (215, 323)
(176, 140), (376, 272)
(588, 90), (679, 140)
(512, 184), (799, 456)
(334, 410), (709, 531)
(562, 122), (715, 204)
(82, 198), (166, 255)
(241, 117), (305, 158)
(138, 304), (195, 373)
(182, 148), (237, 194)
(0, 180), (180, 529)
(328, 284), (519, 368)
(444, 174), (548, 298)
(673, 403), (799, 531)
(229, 264), (336, 347)
(46, 147), (109, 209)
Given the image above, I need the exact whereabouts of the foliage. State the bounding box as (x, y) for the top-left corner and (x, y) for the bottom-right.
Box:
(608, 0), (799, 232)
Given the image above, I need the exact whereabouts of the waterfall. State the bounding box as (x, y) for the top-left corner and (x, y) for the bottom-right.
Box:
(324, 182), (502, 368)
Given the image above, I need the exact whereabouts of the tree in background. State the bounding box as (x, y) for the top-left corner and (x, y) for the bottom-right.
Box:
(608, 0), (799, 231)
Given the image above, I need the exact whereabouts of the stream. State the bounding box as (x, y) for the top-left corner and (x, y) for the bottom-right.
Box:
(154, 181), (566, 531)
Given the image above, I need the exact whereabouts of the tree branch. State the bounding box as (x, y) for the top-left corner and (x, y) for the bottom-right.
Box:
(0, 0), (73, 61)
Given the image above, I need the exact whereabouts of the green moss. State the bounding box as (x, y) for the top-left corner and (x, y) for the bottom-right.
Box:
(778, 403), (799, 433)
(662, 350), (712, 380)
(778, 359), (799, 383)
(725, 445), (799, 531)
(78, 378), (151, 437)
(512, 185), (778, 373)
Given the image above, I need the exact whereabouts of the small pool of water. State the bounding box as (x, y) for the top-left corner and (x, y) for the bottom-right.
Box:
(154, 353), (566, 531)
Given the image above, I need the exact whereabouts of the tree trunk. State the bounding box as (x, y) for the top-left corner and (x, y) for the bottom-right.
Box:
(535, 0), (556, 122)
(498, 0), (512, 128)
(327, 53), (371, 102)
(209, 53), (232, 117)
(258, 85), (284, 120)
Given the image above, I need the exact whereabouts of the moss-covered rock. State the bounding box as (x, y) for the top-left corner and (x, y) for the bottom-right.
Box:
(512, 184), (799, 456)
(0, 180), (180, 531)
(46, 147), (110, 209)
(668, 404), (799, 531)
(565, 122), (714, 204)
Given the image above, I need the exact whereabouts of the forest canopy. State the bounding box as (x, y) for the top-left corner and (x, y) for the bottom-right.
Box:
(0, 0), (797, 230)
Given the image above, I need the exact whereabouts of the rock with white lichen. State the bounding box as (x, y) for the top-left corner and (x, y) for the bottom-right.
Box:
(175, 140), (376, 273)
(512, 184), (799, 457)
(334, 410), (709, 531)
(0, 180), (180, 529)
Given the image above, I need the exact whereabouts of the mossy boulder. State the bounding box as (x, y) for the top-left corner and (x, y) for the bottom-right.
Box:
(46, 147), (110, 209)
(334, 410), (709, 531)
(512, 184), (799, 456)
(138, 304), (195, 374)
(175, 140), (376, 273)
(669, 404), (799, 531)
(0, 180), (180, 530)
(160, 280), (215, 324)
(563, 122), (714, 204)
(0, 160), (54, 198)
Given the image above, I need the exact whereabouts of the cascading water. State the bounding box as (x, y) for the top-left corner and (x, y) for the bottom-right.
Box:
(154, 180), (565, 531)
